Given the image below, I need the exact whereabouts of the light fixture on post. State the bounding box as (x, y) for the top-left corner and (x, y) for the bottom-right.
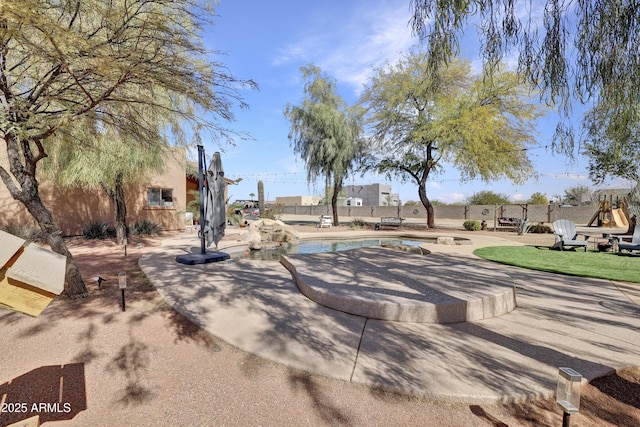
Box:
(556, 367), (582, 427)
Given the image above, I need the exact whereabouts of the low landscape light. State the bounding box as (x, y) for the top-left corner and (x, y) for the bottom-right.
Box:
(556, 367), (582, 426)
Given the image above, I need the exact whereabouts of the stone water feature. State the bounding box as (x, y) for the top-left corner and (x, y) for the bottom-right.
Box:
(242, 218), (300, 250)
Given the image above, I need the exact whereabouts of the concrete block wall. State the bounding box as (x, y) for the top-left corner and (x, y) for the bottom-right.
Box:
(283, 204), (598, 225)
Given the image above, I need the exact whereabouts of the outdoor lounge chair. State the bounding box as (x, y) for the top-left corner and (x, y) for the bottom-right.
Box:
(551, 219), (589, 251)
(616, 224), (640, 255)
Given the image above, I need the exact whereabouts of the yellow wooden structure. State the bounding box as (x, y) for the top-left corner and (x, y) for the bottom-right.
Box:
(6, 415), (40, 427)
(0, 230), (65, 317)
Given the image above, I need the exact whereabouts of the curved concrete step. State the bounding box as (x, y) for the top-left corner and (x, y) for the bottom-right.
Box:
(281, 247), (516, 323)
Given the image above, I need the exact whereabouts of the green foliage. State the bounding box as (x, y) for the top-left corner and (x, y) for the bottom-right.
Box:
(228, 213), (243, 227)
(583, 101), (640, 184)
(284, 65), (364, 224)
(475, 246), (640, 283)
(528, 224), (553, 234)
(403, 200), (421, 206)
(129, 220), (161, 236)
(0, 224), (45, 243)
(409, 1), (640, 155)
(187, 189), (201, 220)
(466, 191), (510, 205)
(463, 220), (481, 231)
(359, 49), (541, 227)
(349, 218), (368, 229)
(260, 203), (284, 221)
(527, 192), (549, 205)
(0, 0), (256, 296)
(563, 185), (593, 206)
(318, 186), (347, 205)
(82, 222), (116, 240)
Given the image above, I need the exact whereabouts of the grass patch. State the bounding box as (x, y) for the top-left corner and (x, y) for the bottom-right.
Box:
(474, 245), (640, 283)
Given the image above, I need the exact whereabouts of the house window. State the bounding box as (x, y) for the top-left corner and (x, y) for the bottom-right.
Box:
(147, 188), (173, 207)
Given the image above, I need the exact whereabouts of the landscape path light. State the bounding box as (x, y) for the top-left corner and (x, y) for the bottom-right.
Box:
(556, 367), (582, 427)
(119, 272), (127, 312)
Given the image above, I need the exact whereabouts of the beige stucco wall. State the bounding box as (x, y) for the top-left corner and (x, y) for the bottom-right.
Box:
(276, 196), (320, 206)
(0, 146), (186, 236)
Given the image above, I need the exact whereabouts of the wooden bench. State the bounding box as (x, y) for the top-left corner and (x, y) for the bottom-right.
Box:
(379, 217), (403, 228)
(497, 217), (521, 228)
(0, 230), (65, 317)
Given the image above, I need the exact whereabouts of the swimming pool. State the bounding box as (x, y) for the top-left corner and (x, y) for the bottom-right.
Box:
(237, 238), (425, 261)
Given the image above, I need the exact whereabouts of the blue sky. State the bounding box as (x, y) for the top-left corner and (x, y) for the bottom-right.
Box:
(198, 0), (628, 204)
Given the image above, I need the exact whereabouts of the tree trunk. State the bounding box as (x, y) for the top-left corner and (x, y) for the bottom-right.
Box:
(114, 172), (128, 245)
(331, 183), (340, 226)
(17, 180), (88, 297)
(1, 133), (88, 298)
(418, 181), (435, 228)
(101, 172), (128, 245)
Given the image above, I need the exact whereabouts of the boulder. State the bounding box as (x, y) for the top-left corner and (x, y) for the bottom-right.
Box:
(246, 231), (262, 250)
(436, 236), (456, 245)
(381, 243), (430, 255)
(247, 218), (300, 244)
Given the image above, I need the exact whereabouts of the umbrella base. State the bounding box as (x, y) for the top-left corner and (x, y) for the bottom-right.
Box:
(175, 251), (230, 265)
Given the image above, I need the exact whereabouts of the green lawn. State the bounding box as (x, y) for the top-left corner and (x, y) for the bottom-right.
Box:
(474, 245), (640, 283)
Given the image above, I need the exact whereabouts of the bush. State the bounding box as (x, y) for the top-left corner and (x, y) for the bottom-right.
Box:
(463, 220), (481, 231)
(129, 219), (161, 236)
(83, 221), (116, 239)
(261, 203), (284, 220)
(0, 224), (45, 243)
(350, 218), (367, 229)
(528, 224), (553, 234)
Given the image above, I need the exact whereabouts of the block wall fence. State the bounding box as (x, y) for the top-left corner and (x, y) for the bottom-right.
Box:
(281, 204), (598, 225)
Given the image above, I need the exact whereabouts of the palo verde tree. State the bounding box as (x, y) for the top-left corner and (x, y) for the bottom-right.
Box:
(0, 1), (256, 297)
(409, 0), (640, 156)
(359, 51), (542, 227)
(44, 119), (169, 245)
(284, 65), (363, 226)
(467, 191), (510, 205)
(583, 101), (640, 219)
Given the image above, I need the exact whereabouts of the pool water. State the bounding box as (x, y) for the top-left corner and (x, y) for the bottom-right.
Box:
(238, 239), (424, 261)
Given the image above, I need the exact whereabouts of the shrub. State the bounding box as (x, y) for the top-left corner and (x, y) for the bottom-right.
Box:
(528, 224), (553, 234)
(83, 221), (116, 239)
(463, 220), (481, 231)
(261, 203), (284, 220)
(129, 219), (161, 236)
(228, 213), (243, 227)
(350, 218), (367, 229)
(0, 224), (45, 243)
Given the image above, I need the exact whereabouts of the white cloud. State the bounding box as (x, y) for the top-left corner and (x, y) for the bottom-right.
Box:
(272, 0), (416, 93)
(512, 193), (524, 201)
(278, 155), (302, 173)
(436, 193), (466, 204)
(542, 173), (589, 181)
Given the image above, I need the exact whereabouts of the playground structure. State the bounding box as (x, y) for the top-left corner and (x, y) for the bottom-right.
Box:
(587, 194), (629, 228)
(493, 204), (528, 232)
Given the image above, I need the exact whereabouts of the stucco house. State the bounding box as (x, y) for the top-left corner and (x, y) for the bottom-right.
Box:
(0, 147), (187, 236)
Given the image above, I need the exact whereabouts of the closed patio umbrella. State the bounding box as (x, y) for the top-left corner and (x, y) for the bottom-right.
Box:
(203, 152), (226, 249)
(176, 146), (229, 265)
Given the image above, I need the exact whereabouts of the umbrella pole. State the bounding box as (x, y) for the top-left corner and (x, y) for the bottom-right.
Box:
(198, 145), (206, 255)
(175, 146), (229, 265)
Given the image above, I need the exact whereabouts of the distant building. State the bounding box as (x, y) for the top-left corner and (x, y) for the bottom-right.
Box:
(276, 196), (321, 206)
(346, 197), (363, 206)
(344, 184), (399, 206)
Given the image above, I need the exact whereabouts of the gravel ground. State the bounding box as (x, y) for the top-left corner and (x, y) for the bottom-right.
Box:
(0, 225), (638, 426)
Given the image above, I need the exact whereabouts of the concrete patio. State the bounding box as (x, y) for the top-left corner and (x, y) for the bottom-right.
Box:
(139, 229), (640, 403)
